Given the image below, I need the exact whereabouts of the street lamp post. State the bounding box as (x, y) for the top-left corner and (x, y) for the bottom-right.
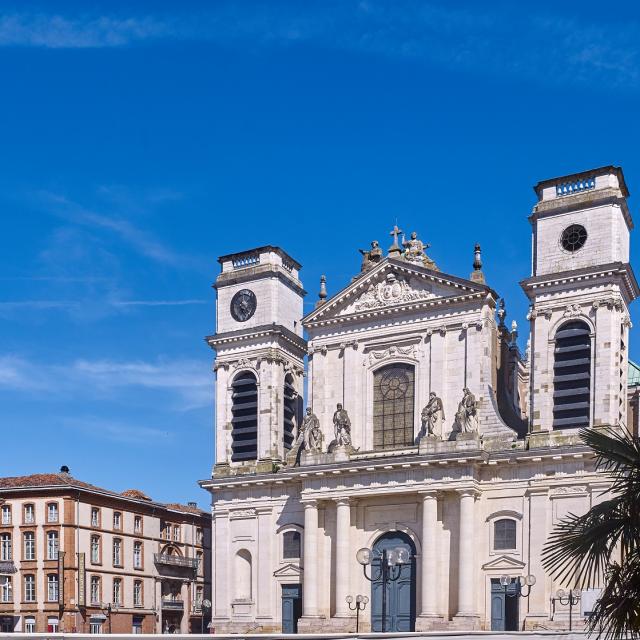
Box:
(554, 589), (581, 631)
(201, 599), (211, 635)
(346, 595), (369, 633)
(356, 546), (410, 632)
(499, 574), (536, 599)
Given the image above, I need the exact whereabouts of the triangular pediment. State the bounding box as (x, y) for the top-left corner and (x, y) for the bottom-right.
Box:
(482, 555), (526, 571)
(273, 563), (303, 578)
(303, 258), (491, 325)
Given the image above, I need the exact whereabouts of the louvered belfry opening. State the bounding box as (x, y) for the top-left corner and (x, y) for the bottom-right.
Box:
(231, 371), (258, 462)
(553, 320), (591, 430)
(283, 374), (296, 451)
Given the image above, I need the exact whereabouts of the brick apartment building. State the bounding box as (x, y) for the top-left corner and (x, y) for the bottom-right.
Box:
(0, 468), (211, 634)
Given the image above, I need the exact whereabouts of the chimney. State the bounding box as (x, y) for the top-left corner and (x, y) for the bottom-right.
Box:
(187, 501), (197, 508)
(60, 465), (70, 474)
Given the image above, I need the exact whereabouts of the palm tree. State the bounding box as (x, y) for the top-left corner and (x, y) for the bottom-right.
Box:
(542, 427), (640, 639)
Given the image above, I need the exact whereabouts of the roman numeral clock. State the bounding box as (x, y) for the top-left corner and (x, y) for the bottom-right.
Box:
(230, 289), (257, 323)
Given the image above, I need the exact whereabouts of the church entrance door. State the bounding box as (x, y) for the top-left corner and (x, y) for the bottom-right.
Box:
(370, 532), (416, 632)
(281, 584), (302, 633)
(490, 579), (519, 630)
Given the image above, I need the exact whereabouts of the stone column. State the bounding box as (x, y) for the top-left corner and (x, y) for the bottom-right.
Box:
(334, 498), (351, 618)
(418, 491), (440, 620)
(256, 506), (273, 619)
(526, 488), (549, 622)
(455, 489), (479, 624)
(180, 582), (190, 633)
(302, 500), (320, 618)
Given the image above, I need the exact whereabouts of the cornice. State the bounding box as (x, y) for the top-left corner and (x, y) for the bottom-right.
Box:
(520, 262), (640, 302)
(206, 322), (308, 353)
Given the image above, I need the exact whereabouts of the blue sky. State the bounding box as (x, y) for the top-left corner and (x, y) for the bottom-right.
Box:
(2, 0), (640, 506)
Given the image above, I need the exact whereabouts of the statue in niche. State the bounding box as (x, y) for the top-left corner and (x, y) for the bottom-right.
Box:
(421, 391), (444, 438)
(454, 387), (479, 434)
(359, 240), (383, 272)
(301, 407), (323, 452)
(332, 403), (352, 446)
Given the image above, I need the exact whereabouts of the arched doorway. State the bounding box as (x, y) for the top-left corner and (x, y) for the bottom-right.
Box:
(370, 531), (416, 632)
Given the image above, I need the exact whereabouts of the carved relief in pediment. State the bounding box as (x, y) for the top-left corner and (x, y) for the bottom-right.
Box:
(343, 273), (434, 314)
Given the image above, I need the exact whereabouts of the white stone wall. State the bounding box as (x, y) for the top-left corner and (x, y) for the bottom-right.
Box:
(307, 300), (506, 447)
(534, 204), (629, 276)
(208, 454), (608, 632)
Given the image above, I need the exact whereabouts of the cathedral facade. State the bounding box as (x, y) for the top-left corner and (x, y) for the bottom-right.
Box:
(200, 166), (638, 633)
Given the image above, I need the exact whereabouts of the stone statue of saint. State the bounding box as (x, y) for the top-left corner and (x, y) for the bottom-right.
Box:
(455, 387), (479, 433)
(359, 240), (383, 272)
(402, 232), (428, 263)
(402, 231), (438, 270)
(301, 407), (323, 452)
(421, 391), (444, 438)
(333, 403), (352, 446)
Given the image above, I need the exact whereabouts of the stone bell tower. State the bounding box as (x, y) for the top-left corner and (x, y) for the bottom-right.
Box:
(207, 246), (307, 475)
(521, 166), (639, 445)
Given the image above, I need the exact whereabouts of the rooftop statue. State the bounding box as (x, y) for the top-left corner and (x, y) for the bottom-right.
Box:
(359, 240), (383, 272)
(402, 231), (438, 270)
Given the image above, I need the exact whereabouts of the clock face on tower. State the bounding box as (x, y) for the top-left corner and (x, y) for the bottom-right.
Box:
(230, 289), (257, 322)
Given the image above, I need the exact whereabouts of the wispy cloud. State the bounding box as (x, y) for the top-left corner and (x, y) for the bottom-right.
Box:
(40, 192), (184, 267)
(0, 299), (207, 311)
(0, 13), (172, 48)
(0, 4), (638, 89)
(61, 416), (175, 445)
(0, 355), (212, 411)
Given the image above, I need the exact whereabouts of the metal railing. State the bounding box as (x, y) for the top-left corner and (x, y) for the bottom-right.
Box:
(154, 553), (198, 569)
(161, 598), (184, 611)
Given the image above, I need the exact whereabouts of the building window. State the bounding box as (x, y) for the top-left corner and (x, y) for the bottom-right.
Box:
(1, 505), (11, 525)
(89, 622), (102, 634)
(113, 578), (122, 605)
(134, 515), (142, 533)
(91, 535), (101, 564)
(47, 574), (59, 602)
(173, 525), (180, 542)
(196, 527), (203, 545)
(133, 580), (142, 607)
(0, 576), (12, 603)
(133, 541), (143, 568)
(373, 363), (416, 449)
(231, 371), (258, 461)
(47, 531), (59, 560)
(494, 519), (517, 550)
(47, 503), (59, 523)
(47, 617), (59, 633)
(24, 618), (35, 633)
(113, 511), (122, 530)
(553, 320), (591, 429)
(23, 504), (35, 524)
(283, 530), (301, 559)
(195, 586), (203, 610)
(560, 224), (588, 252)
(283, 373), (297, 451)
(0, 534), (11, 561)
(132, 616), (143, 634)
(91, 507), (100, 527)
(23, 532), (35, 561)
(113, 538), (122, 566)
(90, 576), (100, 605)
(24, 574), (36, 602)
(196, 551), (203, 575)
